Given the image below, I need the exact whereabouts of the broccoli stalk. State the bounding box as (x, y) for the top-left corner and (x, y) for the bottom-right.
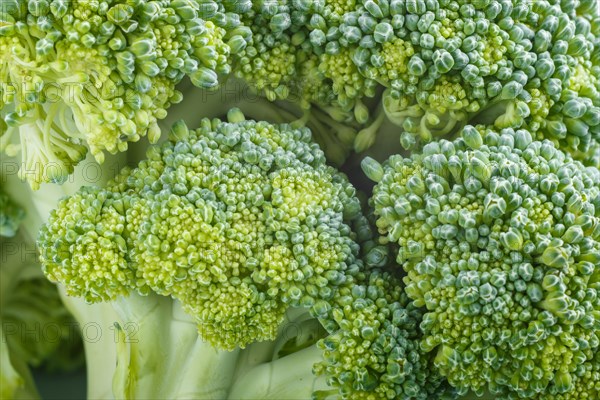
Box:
(9, 148), (129, 399)
(0, 231), (41, 400)
(229, 345), (328, 400)
(0, 335), (38, 400)
(229, 308), (331, 399)
(58, 290), (120, 400)
(111, 292), (240, 400)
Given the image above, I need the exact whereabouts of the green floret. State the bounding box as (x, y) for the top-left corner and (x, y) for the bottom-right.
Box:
(0, 0), (250, 189)
(229, 268), (458, 400)
(216, 0), (599, 165)
(537, 350), (599, 400)
(38, 108), (366, 350)
(365, 125), (600, 398)
(315, 269), (456, 400)
(0, 187), (25, 237)
(283, 0), (600, 163)
(230, 3), (365, 166)
(233, 0), (300, 102)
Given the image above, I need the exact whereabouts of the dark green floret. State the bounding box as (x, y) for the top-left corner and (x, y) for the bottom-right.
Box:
(365, 124), (600, 398)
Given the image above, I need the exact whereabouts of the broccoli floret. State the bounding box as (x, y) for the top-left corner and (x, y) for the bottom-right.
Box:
(315, 268), (457, 399)
(0, 0), (251, 189)
(230, 3), (366, 166)
(537, 349), (599, 400)
(364, 124), (600, 398)
(38, 108), (366, 350)
(229, 268), (458, 400)
(250, 0), (600, 166)
(233, 1), (301, 102)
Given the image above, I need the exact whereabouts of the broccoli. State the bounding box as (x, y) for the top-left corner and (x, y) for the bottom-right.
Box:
(172, 76), (366, 166)
(229, 268), (457, 400)
(36, 108), (464, 399)
(233, 0), (599, 166)
(0, 0), (250, 189)
(315, 267), (457, 399)
(341, 0), (599, 161)
(5, 1), (598, 396)
(538, 349), (599, 400)
(38, 109), (366, 350)
(364, 124), (600, 398)
(223, 2), (369, 165)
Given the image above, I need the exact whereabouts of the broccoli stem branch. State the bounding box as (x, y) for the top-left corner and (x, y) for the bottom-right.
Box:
(111, 293), (240, 400)
(228, 344), (329, 400)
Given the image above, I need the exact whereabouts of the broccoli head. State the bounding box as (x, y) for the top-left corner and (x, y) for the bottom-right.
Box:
(273, 0), (600, 164)
(0, 0), (250, 189)
(364, 125), (600, 398)
(38, 108), (366, 350)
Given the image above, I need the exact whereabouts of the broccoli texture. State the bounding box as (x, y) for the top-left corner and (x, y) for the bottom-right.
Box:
(314, 268), (457, 400)
(232, 0), (599, 166)
(0, 0), (250, 189)
(36, 107), (462, 399)
(364, 125), (600, 398)
(9, 0), (599, 396)
(229, 268), (458, 400)
(537, 349), (599, 400)
(38, 109), (366, 350)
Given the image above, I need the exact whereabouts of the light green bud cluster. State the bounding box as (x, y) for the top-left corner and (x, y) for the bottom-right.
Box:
(233, 1), (300, 102)
(38, 109), (366, 350)
(0, 0), (250, 188)
(365, 125), (600, 398)
(537, 350), (599, 400)
(314, 268), (457, 400)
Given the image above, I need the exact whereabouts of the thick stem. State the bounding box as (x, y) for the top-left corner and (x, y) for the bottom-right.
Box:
(228, 344), (330, 400)
(58, 289), (119, 400)
(111, 293), (240, 400)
